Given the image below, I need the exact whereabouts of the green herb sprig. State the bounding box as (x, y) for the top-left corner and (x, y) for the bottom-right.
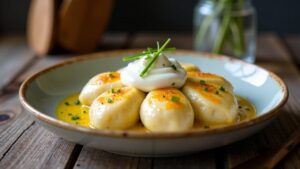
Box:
(122, 47), (176, 62)
(140, 38), (172, 77)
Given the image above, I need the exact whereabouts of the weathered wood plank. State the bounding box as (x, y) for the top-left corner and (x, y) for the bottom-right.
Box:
(0, 36), (35, 92)
(226, 33), (300, 169)
(0, 54), (75, 169)
(0, 94), (34, 159)
(99, 32), (129, 50)
(152, 151), (216, 169)
(283, 35), (300, 69)
(129, 32), (193, 49)
(0, 123), (76, 169)
(74, 148), (139, 169)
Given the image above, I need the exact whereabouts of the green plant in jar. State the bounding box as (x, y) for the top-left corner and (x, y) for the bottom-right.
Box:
(194, 0), (256, 63)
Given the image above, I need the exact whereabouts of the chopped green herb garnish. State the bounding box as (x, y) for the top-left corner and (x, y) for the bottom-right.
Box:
(140, 38), (172, 77)
(109, 73), (114, 78)
(204, 87), (209, 92)
(171, 96), (180, 102)
(215, 91), (219, 95)
(200, 80), (206, 85)
(74, 100), (81, 105)
(111, 88), (115, 93)
(220, 86), (226, 92)
(171, 64), (177, 71)
(68, 113), (72, 116)
(122, 47), (176, 62)
(107, 98), (113, 103)
(171, 82), (176, 86)
(64, 102), (70, 106)
(147, 47), (153, 53)
(71, 115), (80, 120)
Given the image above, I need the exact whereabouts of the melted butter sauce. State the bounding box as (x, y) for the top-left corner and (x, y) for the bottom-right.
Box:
(56, 94), (256, 131)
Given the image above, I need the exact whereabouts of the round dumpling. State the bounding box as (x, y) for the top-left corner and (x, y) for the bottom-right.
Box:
(182, 78), (238, 125)
(89, 87), (145, 130)
(140, 88), (194, 131)
(180, 63), (201, 72)
(79, 72), (123, 106)
(187, 71), (233, 92)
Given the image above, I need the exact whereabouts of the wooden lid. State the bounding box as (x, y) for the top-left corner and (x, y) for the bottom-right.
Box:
(27, 0), (57, 55)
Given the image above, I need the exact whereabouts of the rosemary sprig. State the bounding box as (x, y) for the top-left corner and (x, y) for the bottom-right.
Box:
(139, 38), (171, 77)
(122, 47), (176, 61)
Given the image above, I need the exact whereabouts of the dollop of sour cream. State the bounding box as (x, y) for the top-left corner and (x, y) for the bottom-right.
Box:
(120, 53), (187, 92)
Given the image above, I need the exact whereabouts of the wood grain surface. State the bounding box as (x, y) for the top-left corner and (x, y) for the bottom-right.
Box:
(0, 32), (300, 169)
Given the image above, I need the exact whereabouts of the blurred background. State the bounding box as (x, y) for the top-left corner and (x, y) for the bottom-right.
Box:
(1, 0), (299, 35)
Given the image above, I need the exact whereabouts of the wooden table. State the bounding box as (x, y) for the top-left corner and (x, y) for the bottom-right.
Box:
(0, 32), (300, 169)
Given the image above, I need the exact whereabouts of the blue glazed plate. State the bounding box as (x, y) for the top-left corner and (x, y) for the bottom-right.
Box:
(19, 50), (288, 156)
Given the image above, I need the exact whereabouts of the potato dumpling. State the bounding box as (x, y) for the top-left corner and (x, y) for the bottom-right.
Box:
(140, 88), (194, 131)
(187, 71), (233, 92)
(182, 79), (238, 125)
(79, 72), (123, 106)
(90, 87), (145, 130)
(180, 63), (201, 72)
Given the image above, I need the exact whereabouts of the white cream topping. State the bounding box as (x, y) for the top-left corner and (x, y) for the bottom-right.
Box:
(120, 54), (187, 92)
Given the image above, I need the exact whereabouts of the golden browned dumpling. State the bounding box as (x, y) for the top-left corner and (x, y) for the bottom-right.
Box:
(182, 74), (238, 125)
(187, 71), (233, 92)
(180, 63), (201, 72)
(89, 87), (145, 130)
(140, 88), (194, 131)
(79, 72), (123, 106)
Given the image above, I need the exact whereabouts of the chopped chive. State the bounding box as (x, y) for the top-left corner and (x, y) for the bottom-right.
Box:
(215, 91), (219, 95)
(68, 113), (72, 116)
(71, 115), (80, 120)
(74, 100), (81, 105)
(107, 98), (113, 103)
(204, 87), (209, 92)
(111, 88), (115, 93)
(140, 38), (171, 77)
(147, 47), (153, 53)
(64, 102), (70, 106)
(171, 64), (177, 71)
(220, 86), (225, 92)
(171, 96), (180, 102)
(200, 80), (206, 85)
(109, 73), (114, 78)
(122, 48), (176, 62)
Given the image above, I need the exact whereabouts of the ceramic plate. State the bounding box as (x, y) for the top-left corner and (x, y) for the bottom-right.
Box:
(19, 50), (288, 156)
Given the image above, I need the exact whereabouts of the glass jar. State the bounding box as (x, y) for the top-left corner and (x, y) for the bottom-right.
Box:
(193, 0), (256, 63)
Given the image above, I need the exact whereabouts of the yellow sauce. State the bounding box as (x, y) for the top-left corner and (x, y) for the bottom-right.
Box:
(56, 93), (256, 130)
